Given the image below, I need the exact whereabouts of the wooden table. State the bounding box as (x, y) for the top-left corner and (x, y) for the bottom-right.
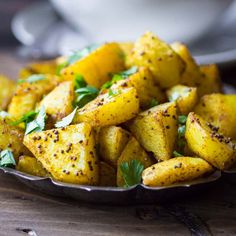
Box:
(1, 50), (236, 236)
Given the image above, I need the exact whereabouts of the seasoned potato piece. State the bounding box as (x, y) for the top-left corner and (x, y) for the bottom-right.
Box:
(194, 94), (236, 139)
(167, 85), (198, 115)
(98, 126), (130, 166)
(129, 102), (178, 161)
(17, 155), (48, 177)
(117, 137), (153, 187)
(198, 64), (222, 97)
(23, 123), (99, 185)
(132, 31), (185, 88)
(118, 42), (134, 68)
(111, 67), (166, 109)
(74, 87), (139, 127)
(142, 157), (213, 187)
(0, 75), (16, 110)
(171, 42), (202, 87)
(38, 81), (74, 121)
(8, 75), (62, 119)
(185, 112), (236, 170)
(19, 60), (58, 79)
(62, 43), (125, 88)
(99, 161), (116, 186)
(0, 118), (30, 160)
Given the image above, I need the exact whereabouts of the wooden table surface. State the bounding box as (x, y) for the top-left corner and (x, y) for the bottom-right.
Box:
(1, 50), (236, 236)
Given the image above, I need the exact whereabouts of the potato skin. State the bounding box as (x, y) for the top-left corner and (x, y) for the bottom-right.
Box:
(117, 137), (153, 187)
(62, 43), (125, 88)
(111, 67), (166, 109)
(142, 157), (213, 187)
(194, 94), (236, 140)
(98, 126), (130, 167)
(99, 161), (116, 186)
(23, 123), (99, 185)
(74, 87), (139, 127)
(128, 102), (178, 161)
(185, 112), (236, 170)
(39, 81), (74, 122)
(132, 31), (185, 88)
(17, 155), (48, 177)
(8, 74), (62, 119)
(167, 85), (198, 115)
(0, 118), (30, 160)
(0, 75), (16, 110)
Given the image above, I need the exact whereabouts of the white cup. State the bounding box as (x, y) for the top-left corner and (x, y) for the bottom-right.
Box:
(51, 0), (233, 44)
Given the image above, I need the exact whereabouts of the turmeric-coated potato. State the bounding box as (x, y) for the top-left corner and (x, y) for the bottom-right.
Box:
(0, 75), (16, 110)
(117, 137), (153, 187)
(8, 74), (62, 119)
(24, 123), (99, 185)
(118, 42), (134, 68)
(194, 94), (236, 140)
(98, 126), (130, 167)
(128, 102), (178, 161)
(38, 81), (74, 122)
(185, 112), (236, 170)
(17, 155), (48, 177)
(142, 157), (213, 187)
(62, 43), (125, 88)
(74, 87), (139, 127)
(131, 31), (185, 88)
(167, 85), (198, 115)
(99, 161), (116, 186)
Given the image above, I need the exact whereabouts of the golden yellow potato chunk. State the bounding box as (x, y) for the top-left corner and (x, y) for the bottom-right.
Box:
(24, 123), (99, 185)
(142, 157), (213, 187)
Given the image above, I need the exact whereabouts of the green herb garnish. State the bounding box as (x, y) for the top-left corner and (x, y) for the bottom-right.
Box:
(55, 107), (77, 128)
(120, 160), (144, 187)
(108, 89), (121, 97)
(178, 125), (186, 138)
(0, 150), (16, 168)
(25, 106), (46, 135)
(67, 45), (99, 65)
(11, 110), (38, 126)
(56, 61), (69, 75)
(74, 74), (87, 90)
(178, 115), (187, 125)
(149, 98), (159, 108)
(18, 74), (45, 84)
(173, 150), (183, 157)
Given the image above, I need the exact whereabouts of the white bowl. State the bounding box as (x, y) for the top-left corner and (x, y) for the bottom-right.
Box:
(50, 0), (233, 44)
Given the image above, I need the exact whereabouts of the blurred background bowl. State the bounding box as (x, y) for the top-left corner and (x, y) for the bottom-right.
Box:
(50, 0), (233, 44)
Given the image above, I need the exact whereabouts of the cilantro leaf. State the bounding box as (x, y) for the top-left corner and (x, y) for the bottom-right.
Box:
(178, 115), (187, 125)
(56, 61), (69, 75)
(18, 74), (45, 84)
(108, 89), (121, 97)
(118, 66), (138, 78)
(11, 110), (38, 126)
(149, 98), (159, 108)
(25, 106), (46, 135)
(74, 74), (87, 90)
(178, 125), (186, 138)
(120, 160), (144, 187)
(55, 107), (77, 128)
(0, 150), (16, 168)
(67, 45), (99, 65)
(173, 150), (183, 157)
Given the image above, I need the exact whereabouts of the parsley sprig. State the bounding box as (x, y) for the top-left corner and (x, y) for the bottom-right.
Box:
(0, 150), (16, 168)
(120, 160), (144, 187)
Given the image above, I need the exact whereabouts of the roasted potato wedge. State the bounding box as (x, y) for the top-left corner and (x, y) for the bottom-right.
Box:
(17, 155), (48, 177)
(117, 137), (153, 187)
(131, 31), (185, 88)
(167, 85), (198, 115)
(111, 67), (166, 109)
(128, 102), (178, 161)
(194, 94), (236, 139)
(8, 74), (62, 119)
(142, 157), (213, 187)
(74, 87), (139, 127)
(23, 123), (99, 185)
(62, 43), (125, 88)
(171, 42), (202, 87)
(98, 126), (130, 167)
(0, 75), (16, 110)
(198, 64), (222, 97)
(38, 81), (74, 121)
(0, 118), (30, 160)
(99, 161), (116, 186)
(118, 42), (134, 68)
(185, 112), (236, 170)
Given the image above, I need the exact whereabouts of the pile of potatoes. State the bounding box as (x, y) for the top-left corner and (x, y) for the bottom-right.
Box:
(0, 31), (235, 187)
